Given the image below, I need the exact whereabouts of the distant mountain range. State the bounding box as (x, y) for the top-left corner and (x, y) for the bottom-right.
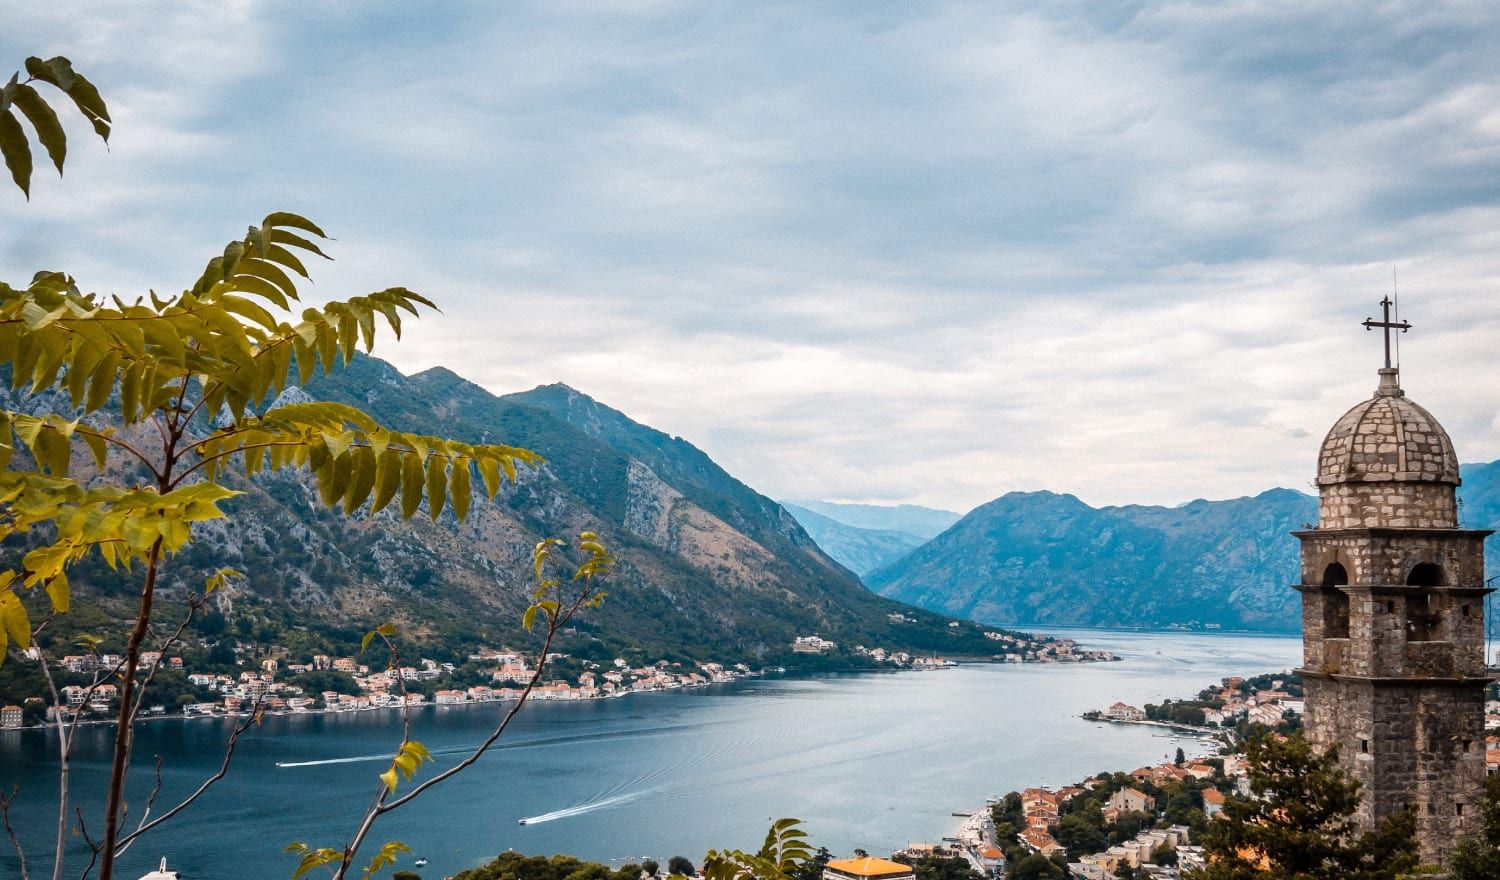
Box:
(784, 501), (962, 539)
(780, 503), (930, 577)
(844, 465), (1500, 633)
(3, 355), (1019, 665)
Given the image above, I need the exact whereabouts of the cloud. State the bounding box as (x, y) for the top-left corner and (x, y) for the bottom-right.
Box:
(4, 2), (1500, 512)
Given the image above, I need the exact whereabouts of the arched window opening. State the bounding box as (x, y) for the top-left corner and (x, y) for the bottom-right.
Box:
(1407, 563), (1444, 587)
(1320, 562), (1351, 638)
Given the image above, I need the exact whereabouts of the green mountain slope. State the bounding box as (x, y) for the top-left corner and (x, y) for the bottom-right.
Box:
(4, 354), (1011, 666)
(869, 469), (1500, 633)
(781, 503), (926, 577)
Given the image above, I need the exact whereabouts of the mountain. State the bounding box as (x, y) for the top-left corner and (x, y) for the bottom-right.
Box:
(1460, 460), (1500, 577)
(781, 503), (926, 576)
(785, 500), (963, 540)
(5, 355), (1020, 666)
(869, 468), (1500, 632)
(867, 489), (1317, 631)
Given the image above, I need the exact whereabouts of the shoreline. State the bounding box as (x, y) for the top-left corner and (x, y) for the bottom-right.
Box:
(3, 654), (1117, 735)
(1083, 716), (1220, 736)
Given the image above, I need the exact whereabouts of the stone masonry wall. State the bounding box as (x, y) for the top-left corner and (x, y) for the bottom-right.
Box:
(1303, 675), (1486, 865)
(1318, 481), (1458, 529)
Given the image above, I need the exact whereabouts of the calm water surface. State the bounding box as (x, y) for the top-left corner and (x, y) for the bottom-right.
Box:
(0, 630), (1299, 878)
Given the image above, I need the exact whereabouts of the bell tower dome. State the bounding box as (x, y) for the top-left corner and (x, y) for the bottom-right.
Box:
(1295, 299), (1492, 863)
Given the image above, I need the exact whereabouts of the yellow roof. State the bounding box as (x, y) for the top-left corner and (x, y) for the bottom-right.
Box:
(825, 857), (913, 878)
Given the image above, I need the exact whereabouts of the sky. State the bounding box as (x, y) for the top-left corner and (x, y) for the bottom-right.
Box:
(4, 1), (1500, 514)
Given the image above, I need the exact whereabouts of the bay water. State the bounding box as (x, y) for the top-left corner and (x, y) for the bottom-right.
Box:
(0, 630), (1299, 878)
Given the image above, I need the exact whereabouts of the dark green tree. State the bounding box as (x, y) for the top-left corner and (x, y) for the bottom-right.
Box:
(642, 860), (661, 878)
(1448, 775), (1500, 880)
(1175, 747), (1187, 766)
(668, 856), (696, 877)
(1055, 809), (1108, 859)
(1192, 732), (1417, 880)
(1007, 853), (1062, 880)
(789, 849), (830, 880)
(891, 855), (979, 880)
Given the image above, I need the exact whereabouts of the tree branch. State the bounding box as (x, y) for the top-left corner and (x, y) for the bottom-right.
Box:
(73, 427), (161, 480)
(113, 695), (263, 856)
(128, 596), (202, 723)
(32, 640), (72, 880)
(1, 786), (30, 880)
(169, 440), (304, 487)
(74, 807), (99, 880)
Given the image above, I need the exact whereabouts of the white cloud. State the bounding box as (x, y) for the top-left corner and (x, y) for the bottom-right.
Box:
(4, 2), (1500, 513)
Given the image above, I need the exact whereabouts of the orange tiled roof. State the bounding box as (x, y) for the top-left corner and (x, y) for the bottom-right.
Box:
(825, 857), (912, 878)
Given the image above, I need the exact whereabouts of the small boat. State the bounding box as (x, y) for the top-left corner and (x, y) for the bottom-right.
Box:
(414, 858), (429, 868)
(518, 817), (531, 825)
(139, 857), (179, 880)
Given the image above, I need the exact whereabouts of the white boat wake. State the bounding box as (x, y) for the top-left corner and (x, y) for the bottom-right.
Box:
(518, 788), (657, 825)
(276, 754), (390, 768)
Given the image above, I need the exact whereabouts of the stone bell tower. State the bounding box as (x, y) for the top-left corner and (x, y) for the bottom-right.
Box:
(1294, 298), (1492, 863)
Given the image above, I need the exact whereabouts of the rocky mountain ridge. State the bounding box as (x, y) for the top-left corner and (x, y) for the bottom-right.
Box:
(863, 470), (1500, 632)
(3, 356), (1018, 665)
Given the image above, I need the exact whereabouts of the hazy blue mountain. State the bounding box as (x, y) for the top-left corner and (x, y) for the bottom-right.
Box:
(868, 469), (1500, 632)
(781, 503), (926, 577)
(1460, 460), (1500, 575)
(787, 500), (963, 540)
(867, 489), (1317, 632)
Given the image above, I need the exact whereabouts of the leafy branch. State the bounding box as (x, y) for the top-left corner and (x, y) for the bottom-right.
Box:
(0, 56), (110, 199)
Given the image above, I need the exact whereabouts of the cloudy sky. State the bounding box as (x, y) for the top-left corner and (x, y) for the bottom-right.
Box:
(5, 2), (1499, 513)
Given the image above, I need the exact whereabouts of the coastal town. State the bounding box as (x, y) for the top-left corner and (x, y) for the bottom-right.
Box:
(828, 672), (1500, 880)
(0, 632), (1113, 730)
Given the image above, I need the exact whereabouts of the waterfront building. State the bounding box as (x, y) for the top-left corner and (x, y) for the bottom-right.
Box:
(1104, 701), (1144, 721)
(1295, 300), (1492, 863)
(822, 857), (915, 880)
(0, 705), (21, 728)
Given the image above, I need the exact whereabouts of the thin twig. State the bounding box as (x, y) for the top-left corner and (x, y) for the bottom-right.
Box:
(114, 695), (264, 856)
(129, 596), (202, 722)
(75, 807), (99, 880)
(1, 785), (30, 880)
(127, 757), (164, 841)
(382, 583), (594, 814)
(33, 641), (71, 880)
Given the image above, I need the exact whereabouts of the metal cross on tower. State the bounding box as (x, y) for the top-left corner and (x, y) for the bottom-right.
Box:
(1362, 296), (1411, 370)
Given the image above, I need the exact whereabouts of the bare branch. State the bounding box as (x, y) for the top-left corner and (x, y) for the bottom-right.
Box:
(32, 641), (72, 880)
(1, 786), (30, 880)
(126, 756), (164, 843)
(378, 580), (596, 820)
(75, 427), (160, 479)
(74, 807), (100, 880)
(129, 595), (202, 722)
(114, 696), (263, 856)
(170, 440), (304, 486)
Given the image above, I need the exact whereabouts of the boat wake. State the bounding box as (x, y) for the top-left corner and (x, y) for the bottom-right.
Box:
(276, 754), (390, 768)
(518, 788), (658, 825)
